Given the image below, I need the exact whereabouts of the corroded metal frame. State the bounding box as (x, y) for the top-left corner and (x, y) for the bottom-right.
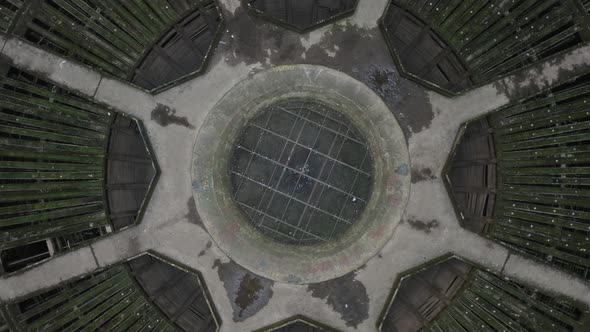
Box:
(378, 3), (471, 97)
(254, 314), (340, 332)
(104, 114), (161, 233)
(130, 2), (226, 94)
(242, 0), (360, 34)
(441, 115), (491, 231)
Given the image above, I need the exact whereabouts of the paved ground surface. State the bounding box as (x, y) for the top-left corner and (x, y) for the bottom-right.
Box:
(1, 0), (590, 331)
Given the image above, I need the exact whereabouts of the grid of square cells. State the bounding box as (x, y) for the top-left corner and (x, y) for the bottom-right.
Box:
(230, 99), (374, 244)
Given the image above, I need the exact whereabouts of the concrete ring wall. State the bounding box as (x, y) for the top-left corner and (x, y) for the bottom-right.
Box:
(191, 64), (411, 283)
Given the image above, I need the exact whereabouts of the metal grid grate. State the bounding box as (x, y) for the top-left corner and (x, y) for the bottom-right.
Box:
(230, 98), (373, 245)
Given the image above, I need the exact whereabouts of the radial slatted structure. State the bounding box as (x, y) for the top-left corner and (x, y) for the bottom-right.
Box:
(0, 63), (157, 274)
(8, 0), (223, 92)
(490, 76), (590, 280)
(379, 257), (590, 332)
(381, 0), (590, 95)
(0, 254), (220, 332)
(446, 73), (590, 281)
(426, 269), (589, 331)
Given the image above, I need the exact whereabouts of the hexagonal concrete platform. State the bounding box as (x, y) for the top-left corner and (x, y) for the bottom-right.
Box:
(1, 1), (590, 331)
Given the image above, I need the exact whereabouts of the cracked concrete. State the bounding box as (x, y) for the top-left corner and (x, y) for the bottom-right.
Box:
(151, 103), (195, 129)
(1, 0), (590, 331)
(212, 259), (274, 322)
(308, 270), (370, 328)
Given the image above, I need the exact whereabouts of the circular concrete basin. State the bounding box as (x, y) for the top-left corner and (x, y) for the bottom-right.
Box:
(192, 65), (410, 283)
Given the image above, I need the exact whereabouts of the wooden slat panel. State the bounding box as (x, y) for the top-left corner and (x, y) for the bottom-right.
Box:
(7, 266), (176, 331)
(380, 259), (588, 332)
(17, 0), (223, 90)
(424, 268), (587, 331)
(447, 118), (496, 234)
(385, 0), (590, 94)
(0, 65), (158, 273)
(487, 72), (590, 280)
(0, 67), (113, 270)
(4, 256), (219, 331)
(248, 0), (357, 31)
(131, 1), (223, 91)
(0, 0), (24, 33)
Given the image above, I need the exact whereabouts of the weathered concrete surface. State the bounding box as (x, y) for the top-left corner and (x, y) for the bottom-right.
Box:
(0, 247), (98, 301)
(307, 269), (370, 328)
(212, 259), (275, 322)
(93, 76), (157, 117)
(0, 34), (157, 118)
(1, 0), (590, 331)
(191, 64), (411, 284)
(493, 44), (590, 101)
(1, 36), (102, 97)
(503, 254), (590, 301)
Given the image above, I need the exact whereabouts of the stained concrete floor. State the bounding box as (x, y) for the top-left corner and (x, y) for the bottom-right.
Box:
(1, 0), (590, 331)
